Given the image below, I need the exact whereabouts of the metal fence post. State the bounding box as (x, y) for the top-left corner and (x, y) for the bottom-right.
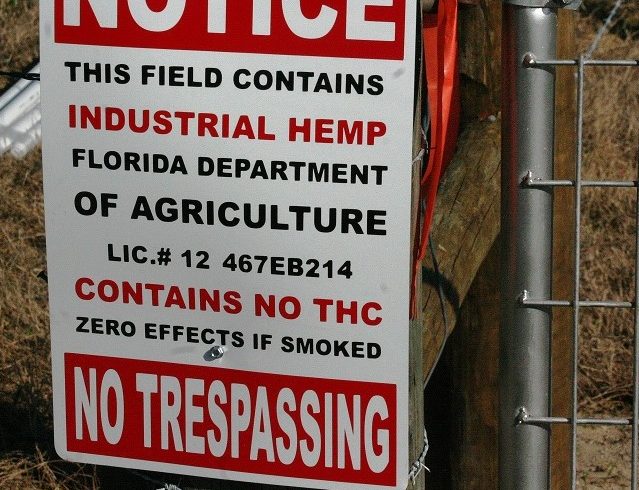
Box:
(500, 2), (559, 488)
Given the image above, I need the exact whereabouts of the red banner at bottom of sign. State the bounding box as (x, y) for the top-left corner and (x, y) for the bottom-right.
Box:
(64, 353), (397, 485)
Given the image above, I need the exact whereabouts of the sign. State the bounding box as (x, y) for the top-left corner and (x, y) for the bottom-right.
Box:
(40, 1), (416, 488)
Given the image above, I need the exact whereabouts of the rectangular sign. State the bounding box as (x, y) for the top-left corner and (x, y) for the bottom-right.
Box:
(40, 1), (416, 488)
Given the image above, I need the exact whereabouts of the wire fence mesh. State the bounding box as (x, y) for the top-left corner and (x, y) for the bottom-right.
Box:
(508, 1), (639, 487)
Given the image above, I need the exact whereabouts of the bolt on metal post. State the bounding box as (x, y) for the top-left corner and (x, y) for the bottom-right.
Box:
(500, 2), (557, 489)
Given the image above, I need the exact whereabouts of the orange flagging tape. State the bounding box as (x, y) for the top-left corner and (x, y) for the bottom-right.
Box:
(411, 0), (460, 318)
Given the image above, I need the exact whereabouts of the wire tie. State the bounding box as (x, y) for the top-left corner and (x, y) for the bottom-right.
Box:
(407, 429), (430, 485)
(585, 0), (625, 59)
(128, 469), (183, 489)
(0, 70), (40, 81)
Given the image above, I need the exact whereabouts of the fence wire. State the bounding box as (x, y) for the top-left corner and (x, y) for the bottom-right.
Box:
(585, 0), (626, 59)
(512, 3), (639, 486)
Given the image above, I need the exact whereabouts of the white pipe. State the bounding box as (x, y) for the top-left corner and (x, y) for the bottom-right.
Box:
(0, 106), (41, 155)
(0, 63), (41, 158)
(10, 122), (41, 158)
(0, 81), (40, 129)
(0, 64), (39, 113)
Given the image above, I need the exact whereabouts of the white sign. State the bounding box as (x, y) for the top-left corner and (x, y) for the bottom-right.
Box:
(40, 1), (415, 488)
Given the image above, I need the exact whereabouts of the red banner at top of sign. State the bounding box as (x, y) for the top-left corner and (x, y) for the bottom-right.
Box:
(54, 0), (407, 60)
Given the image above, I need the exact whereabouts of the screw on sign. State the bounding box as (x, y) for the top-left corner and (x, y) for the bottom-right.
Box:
(41, 0), (416, 488)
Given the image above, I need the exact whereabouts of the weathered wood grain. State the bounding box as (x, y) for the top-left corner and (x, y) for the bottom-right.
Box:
(421, 5), (576, 489)
(421, 118), (501, 378)
(408, 3), (426, 487)
(550, 10), (577, 490)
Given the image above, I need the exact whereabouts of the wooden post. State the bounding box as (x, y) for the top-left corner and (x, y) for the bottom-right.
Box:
(409, 4), (426, 488)
(422, 118), (501, 489)
(550, 9), (576, 489)
(421, 3), (576, 488)
(421, 0), (503, 378)
(448, 242), (501, 488)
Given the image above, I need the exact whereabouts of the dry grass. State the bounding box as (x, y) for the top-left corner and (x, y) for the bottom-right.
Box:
(0, 0), (39, 91)
(582, 0), (639, 39)
(0, 448), (98, 490)
(570, 10), (639, 487)
(0, 2), (96, 487)
(576, 15), (639, 417)
(577, 426), (633, 489)
(0, 149), (49, 423)
(0, 148), (99, 487)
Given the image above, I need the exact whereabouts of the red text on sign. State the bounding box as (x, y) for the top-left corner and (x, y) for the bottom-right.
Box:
(313, 298), (383, 326)
(289, 118), (387, 145)
(65, 354), (397, 485)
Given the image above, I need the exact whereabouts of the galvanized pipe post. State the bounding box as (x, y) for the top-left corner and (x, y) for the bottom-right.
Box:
(500, 0), (570, 488)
